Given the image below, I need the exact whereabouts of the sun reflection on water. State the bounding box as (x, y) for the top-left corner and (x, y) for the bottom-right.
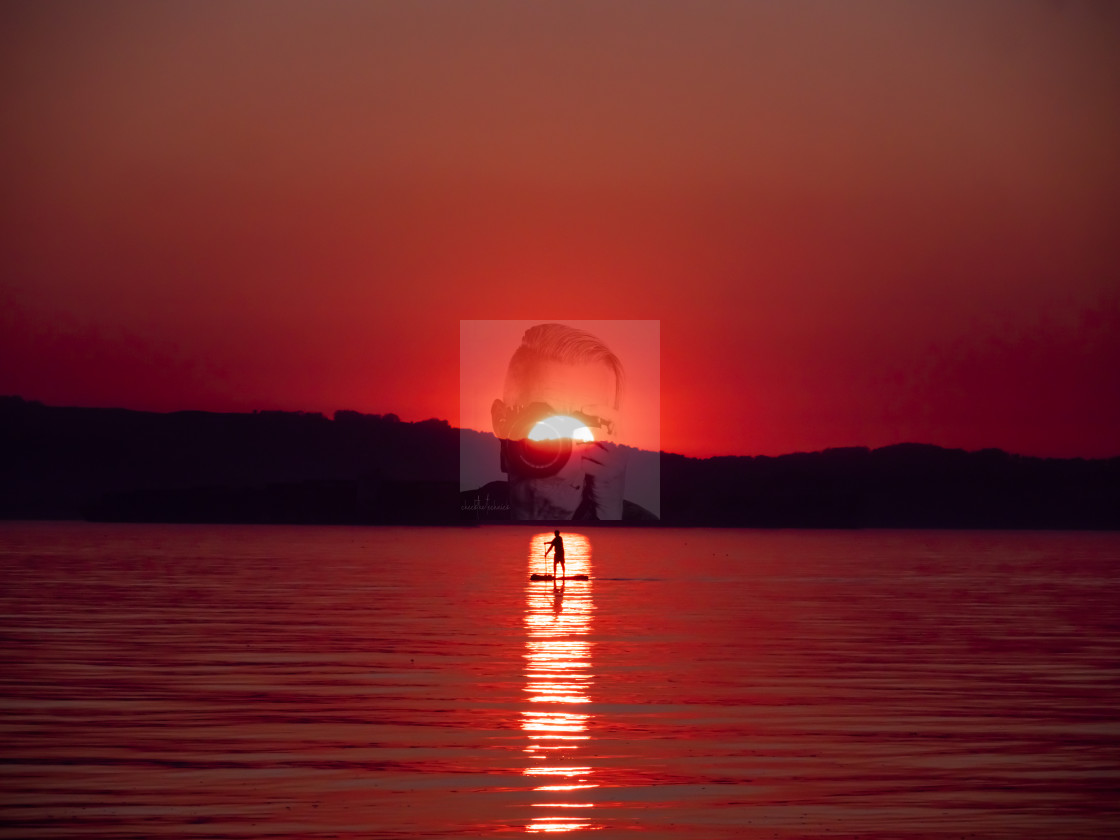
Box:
(522, 533), (597, 833)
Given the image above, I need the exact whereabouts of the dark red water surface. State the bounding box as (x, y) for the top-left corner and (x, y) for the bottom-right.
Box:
(1, 523), (1117, 838)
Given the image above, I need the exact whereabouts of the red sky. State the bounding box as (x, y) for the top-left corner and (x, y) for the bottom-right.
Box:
(2, 1), (1118, 458)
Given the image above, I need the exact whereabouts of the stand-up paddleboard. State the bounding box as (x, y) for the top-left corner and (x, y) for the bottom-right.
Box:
(530, 573), (589, 581)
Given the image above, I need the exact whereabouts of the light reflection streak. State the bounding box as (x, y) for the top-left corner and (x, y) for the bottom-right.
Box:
(521, 532), (597, 832)
(524, 766), (592, 776)
(530, 803), (595, 808)
(527, 819), (594, 833)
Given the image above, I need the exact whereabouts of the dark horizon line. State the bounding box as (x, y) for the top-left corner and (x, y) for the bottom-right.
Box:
(4, 394), (1116, 465)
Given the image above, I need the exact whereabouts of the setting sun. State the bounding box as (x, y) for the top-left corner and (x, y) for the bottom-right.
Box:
(527, 416), (594, 443)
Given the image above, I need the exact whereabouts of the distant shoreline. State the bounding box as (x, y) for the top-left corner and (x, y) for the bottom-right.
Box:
(3, 396), (1118, 530)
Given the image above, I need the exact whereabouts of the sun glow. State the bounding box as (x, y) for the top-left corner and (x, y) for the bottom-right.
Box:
(527, 415), (594, 442)
(522, 533), (597, 832)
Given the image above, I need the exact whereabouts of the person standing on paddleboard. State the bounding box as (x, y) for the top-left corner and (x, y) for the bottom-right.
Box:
(544, 530), (565, 578)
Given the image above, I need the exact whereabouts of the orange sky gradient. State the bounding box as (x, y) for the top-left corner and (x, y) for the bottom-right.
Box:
(2, 1), (1118, 458)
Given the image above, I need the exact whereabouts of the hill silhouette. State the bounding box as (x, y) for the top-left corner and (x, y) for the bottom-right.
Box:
(0, 397), (457, 524)
(2, 396), (1117, 528)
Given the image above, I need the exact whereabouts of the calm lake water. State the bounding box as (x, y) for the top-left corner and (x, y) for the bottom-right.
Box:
(0, 522), (1117, 839)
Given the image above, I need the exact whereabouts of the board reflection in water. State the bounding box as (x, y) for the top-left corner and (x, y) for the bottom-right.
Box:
(522, 533), (597, 833)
